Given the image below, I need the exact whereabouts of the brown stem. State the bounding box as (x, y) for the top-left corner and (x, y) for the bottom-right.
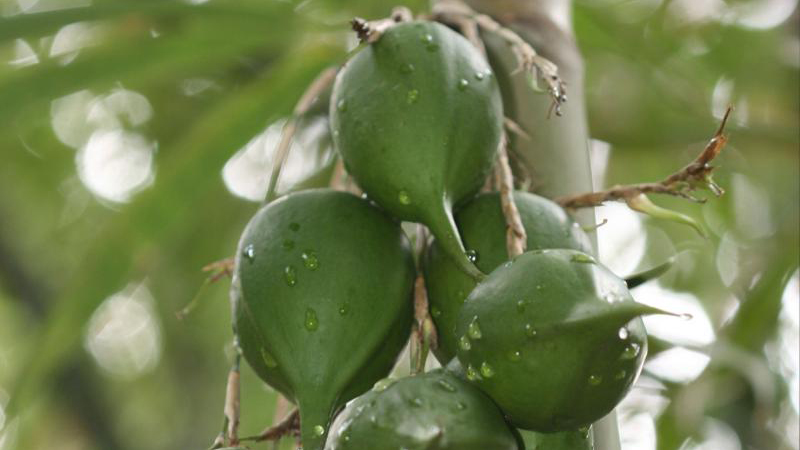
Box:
(496, 132), (527, 258)
(351, 6), (413, 43)
(241, 408), (300, 442)
(224, 356), (241, 445)
(556, 107), (732, 209)
(264, 67), (338, 202)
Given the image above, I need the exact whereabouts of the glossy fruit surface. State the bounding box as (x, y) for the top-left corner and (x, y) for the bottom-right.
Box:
(520, 428), (594, 450)
(324, 369), (519, 450)
(424, 191), (591, 363)
(330, 20), (503, 280)
(455, 249), (659, 432)
(232, 189), (415, 449)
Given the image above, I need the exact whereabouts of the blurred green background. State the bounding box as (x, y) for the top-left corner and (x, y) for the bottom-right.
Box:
(0, 0), (796, 449)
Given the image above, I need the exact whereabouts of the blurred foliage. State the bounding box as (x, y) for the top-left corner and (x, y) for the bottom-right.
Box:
(0, 0), (796, 449)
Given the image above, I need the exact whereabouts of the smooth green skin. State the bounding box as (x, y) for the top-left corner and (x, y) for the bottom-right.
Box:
(423, 192), (591, 363)
(330, 21), (503, 281)
(324, 369), (520, 450)
(455, 249), (656, 432)
(232, 189), (415, 449)
(520, 429), (594, 450)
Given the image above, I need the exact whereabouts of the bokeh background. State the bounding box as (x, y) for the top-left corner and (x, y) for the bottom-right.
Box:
(0, 0), (797, 449)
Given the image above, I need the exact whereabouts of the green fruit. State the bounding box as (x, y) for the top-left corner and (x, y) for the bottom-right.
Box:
(324, 369), (520, 449)
(520, 428), (594, 450)
(232, 189), (415, 449)
(330, 20), (504, 281)
(455, 249), (664, 432)
(424, 192), (591, 363)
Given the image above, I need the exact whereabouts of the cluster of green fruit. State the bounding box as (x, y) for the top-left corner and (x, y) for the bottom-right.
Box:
(230, 20), (664, 449)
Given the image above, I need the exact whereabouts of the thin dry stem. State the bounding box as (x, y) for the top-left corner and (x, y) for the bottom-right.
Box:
(556, 107), (732, 209)
(241, 408), (300, 443)
(495, 132), (527, 258)
(224, 358), (241, 445)
(351, 6), (413, 43)
(432, 0), (567, 115)
(410, 226), (437, 374)
(264, 67), (338, 202)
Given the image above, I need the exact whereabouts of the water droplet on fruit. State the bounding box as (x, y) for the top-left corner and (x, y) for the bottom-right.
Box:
(474, 72), (485, 81)
(524, 323), (538, 338)
(284, 265), (297, 286)
(480, 362), (495, 378)
(621, 342), (640, 360)
(615, 370), (627, 380)
(242, 244), (255, 262)
(313, 425), (325, 436)
(410, 397), (423, 407)
(289, 222), (300, 232)
(570, 253), (596, 264)
(336, 99), (347, 112)
(399, 63), (415, 74)
(466, 249), (479, 263)
(466, 364), (480, 381)
(282, 239), (294, 251)
(301, 250), (319, 270)
(457, 78), (469, 90)
(304, 307), (319, 331)
(338, 302), (350, 316)
(536, 284), (543, 291)
(406, 89), (419, 104)
(372, 378), (394, 392)
(437, 379), (456, 392)
(458, 335), (472, 351)
(507, 350), (522, 362)
(618, 327), (629, 340)
(260, 348), (278, 368)
(516, 299), (527, 312)
(430, 306), (441, 318)
(421, 33), (433, 44)
(398, 190), (411, 205)
(468, 316), (482, 339)
(588, 374), (603, 385)
(456, 401), (467, 410)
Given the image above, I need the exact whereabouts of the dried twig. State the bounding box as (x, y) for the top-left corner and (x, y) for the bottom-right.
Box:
(495, 132), (527, 258)
(224, 357), (241, 445)
(176, 257), (235, 320)
(351, 6), (413, 43)
(432, 0), (567, 116)
(557, 107), (732, 209)
(264, 67), (339, 203)
(410, 226), (437, 374)
(241, 408), (300, 443)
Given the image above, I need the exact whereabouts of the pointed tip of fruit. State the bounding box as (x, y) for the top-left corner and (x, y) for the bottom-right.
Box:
(426, 203), (486, 282)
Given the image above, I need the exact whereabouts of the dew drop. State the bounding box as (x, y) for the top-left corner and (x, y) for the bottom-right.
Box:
(398, 190), (411, 205)
(474, 71), (485, 81)
(467, 316), (482, 339)
(621, 342), (641, 360)
(588, 374), (603, 385)
(399, 63), (415, 74)
(570, 253), (596, 264)
(336, 99), (347, 112)
(409, 397), (423, 407)
(536, 284), (543, 291)
(304, 307), (319, 331)
(615, 370), (627, 380)
(458, 335), (472, 351)
(260, 348), (278, 368)
(301, 250), (319, 270)
(456, 401), (467, 410)
(516, 299), (527, 312)
(406, 89), (419, 104)
(437, 379), (456, 392)
(289, 222), (301, 232)
(466, 364), (480, 381)
(457, 78), (469, 91)
(313, 425), (325, 437)
(338, 302), (350, 316)
(480, 362), (495, 378)
(524, 323), (538, 338)
(372, 378), (394, 392)
(421, 33), (433, 44)
(430, 306), (442, 318)
(242, 244), (255, 262)
(507, 350), (522, 362)
(282, 239), (294, 251)
(284, 265), (297, 287)
(466, 249), (479, 263)
(618, 327), (629, 340)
